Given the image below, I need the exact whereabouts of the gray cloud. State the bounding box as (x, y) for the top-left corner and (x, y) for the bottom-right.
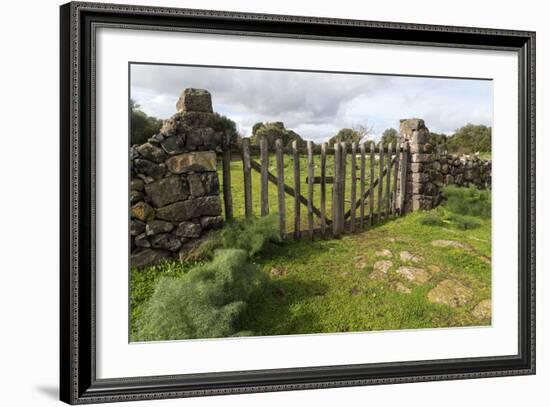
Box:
(131, 64), (492, 143)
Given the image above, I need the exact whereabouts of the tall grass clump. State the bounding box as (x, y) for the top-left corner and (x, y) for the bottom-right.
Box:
(133, 216), (281, 341)
(199, 214), (281, 258)
(446, 214), (481, 230)
(419, 212), (444, 227)
(134, 249), (268, 341)
(441, 185), (491, 218)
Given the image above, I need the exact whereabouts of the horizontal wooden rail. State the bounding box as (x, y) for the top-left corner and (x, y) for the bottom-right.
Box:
(248, 159), (331, 224)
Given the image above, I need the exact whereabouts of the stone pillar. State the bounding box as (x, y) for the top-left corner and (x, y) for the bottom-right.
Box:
(130, 88), (224, 268)
(399, 118), (439, 212)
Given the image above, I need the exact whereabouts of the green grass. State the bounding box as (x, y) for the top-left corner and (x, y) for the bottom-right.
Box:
(131, 206), (491, 339)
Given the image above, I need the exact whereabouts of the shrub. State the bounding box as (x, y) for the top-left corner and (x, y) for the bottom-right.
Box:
(447, 214), (481, 230)
(419, 212), (444, 227)
(199, 215), (281, 259)
(134, 249), (268, 341)
(441, 185), (491, 218)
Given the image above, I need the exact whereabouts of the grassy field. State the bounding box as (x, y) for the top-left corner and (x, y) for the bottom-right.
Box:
(218, 153), (391, 233)
(130, 205), (491, 339)
(130, 153), (491, 340)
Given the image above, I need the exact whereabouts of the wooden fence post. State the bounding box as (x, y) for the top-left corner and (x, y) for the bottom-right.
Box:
(350, 142), (357, 233)
(398, 142), (408, 214)
(241, 137), (253, 218)
(275, 138), (286, 238)
(292, 140), (301, 239)
(369, 142), (375, 225)
(260, 135), (269, 216)
(307, 141), (314, 239)
(392, 142), (400, 215)
(359, 142), (366, 229)
(377, 141), (384, 222)
(385, 142), (392, 217)
(320, 143), (327, 237)
(222, 132), (233, 220)
(332, 142), (343, 237)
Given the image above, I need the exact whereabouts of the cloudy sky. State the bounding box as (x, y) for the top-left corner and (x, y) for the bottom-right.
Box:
(131, 63), (493, 143)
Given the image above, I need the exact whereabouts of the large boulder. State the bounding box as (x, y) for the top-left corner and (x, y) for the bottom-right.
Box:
(427, 279), (473, 307)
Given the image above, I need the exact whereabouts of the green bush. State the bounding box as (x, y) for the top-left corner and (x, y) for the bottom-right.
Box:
(441, 185), (491, 218)
(447, 214), (481, 230)
(199, 215), (281, 259)
(419, 212), (444, 227)
(134, 249), (268, 341)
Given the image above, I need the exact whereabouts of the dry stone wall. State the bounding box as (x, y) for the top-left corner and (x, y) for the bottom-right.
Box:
(399, 118), (491, 213)
(431, 152), (491, 189)
(130, 89), (224, 268)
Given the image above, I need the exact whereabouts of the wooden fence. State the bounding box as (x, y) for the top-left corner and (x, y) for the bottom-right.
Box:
(221, 135), (409, 240)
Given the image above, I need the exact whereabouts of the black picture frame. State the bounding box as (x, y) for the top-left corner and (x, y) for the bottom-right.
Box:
(60, 2), (536, 404)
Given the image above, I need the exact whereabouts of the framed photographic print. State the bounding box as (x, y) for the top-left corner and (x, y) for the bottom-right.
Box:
(60, 1), (536, 404)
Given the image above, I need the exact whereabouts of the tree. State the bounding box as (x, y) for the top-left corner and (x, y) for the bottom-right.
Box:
(130, 99), (163, 145)
(447, 124), (491, 154)
(250, 121), (306, 149)
(328, 128), (361, 147)
(209, 113), (239, 145)
(429, 131), (448, 152)
(381, 128), (398, 147)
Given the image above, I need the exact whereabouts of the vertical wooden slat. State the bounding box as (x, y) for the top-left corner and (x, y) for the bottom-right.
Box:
(341, 142), (347, 205)
(222, 132), (233, 220)
(350, 142), (357, 233)
(398, 142), (408, 214)
(359, 142), (366, 229)
(369, 142), (375, 226)
(307, 140), (314, 239)
(377, 141), (384, 222)
(292, 140), (301, 239)
(385, 142), (392, 218)
(392, 141), (400, 215)
(332, 142), (342, 237)
(320, 142), (327, 237)
(260, 136), (269, 216)
(275, 138), (286, 239)
(241, 137), (253, 218)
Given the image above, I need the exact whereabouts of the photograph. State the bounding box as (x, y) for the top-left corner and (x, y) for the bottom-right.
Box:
(129, 63), (493, 342)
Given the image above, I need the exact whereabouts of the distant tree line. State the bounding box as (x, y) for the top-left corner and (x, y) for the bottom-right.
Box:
(130, 100), (491, 155)
(379, 123), (491, 154)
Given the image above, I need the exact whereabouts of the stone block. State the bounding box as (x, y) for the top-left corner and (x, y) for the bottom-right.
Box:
(145, 220), (175, 236)
(176, 88), (213, 113)
(175, 221), (202, 238)
(134, 158), (166, 180)
(130, 249), (172, 268)
(131, 201), (155, 222)
(144, 176), (189, 207)
(188, 173), (206, 197)
(156, 196), (222, 222)
(411, 172), (429, 183)
(166, 151), (217, 174)
(410, 153), (432, 163)
(150, 233), (182, 252)
(136, 142), (167, 163)
(160, 134), (187, 155)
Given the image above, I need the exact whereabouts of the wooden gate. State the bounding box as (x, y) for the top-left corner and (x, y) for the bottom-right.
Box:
(221, 134), (409, 240)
